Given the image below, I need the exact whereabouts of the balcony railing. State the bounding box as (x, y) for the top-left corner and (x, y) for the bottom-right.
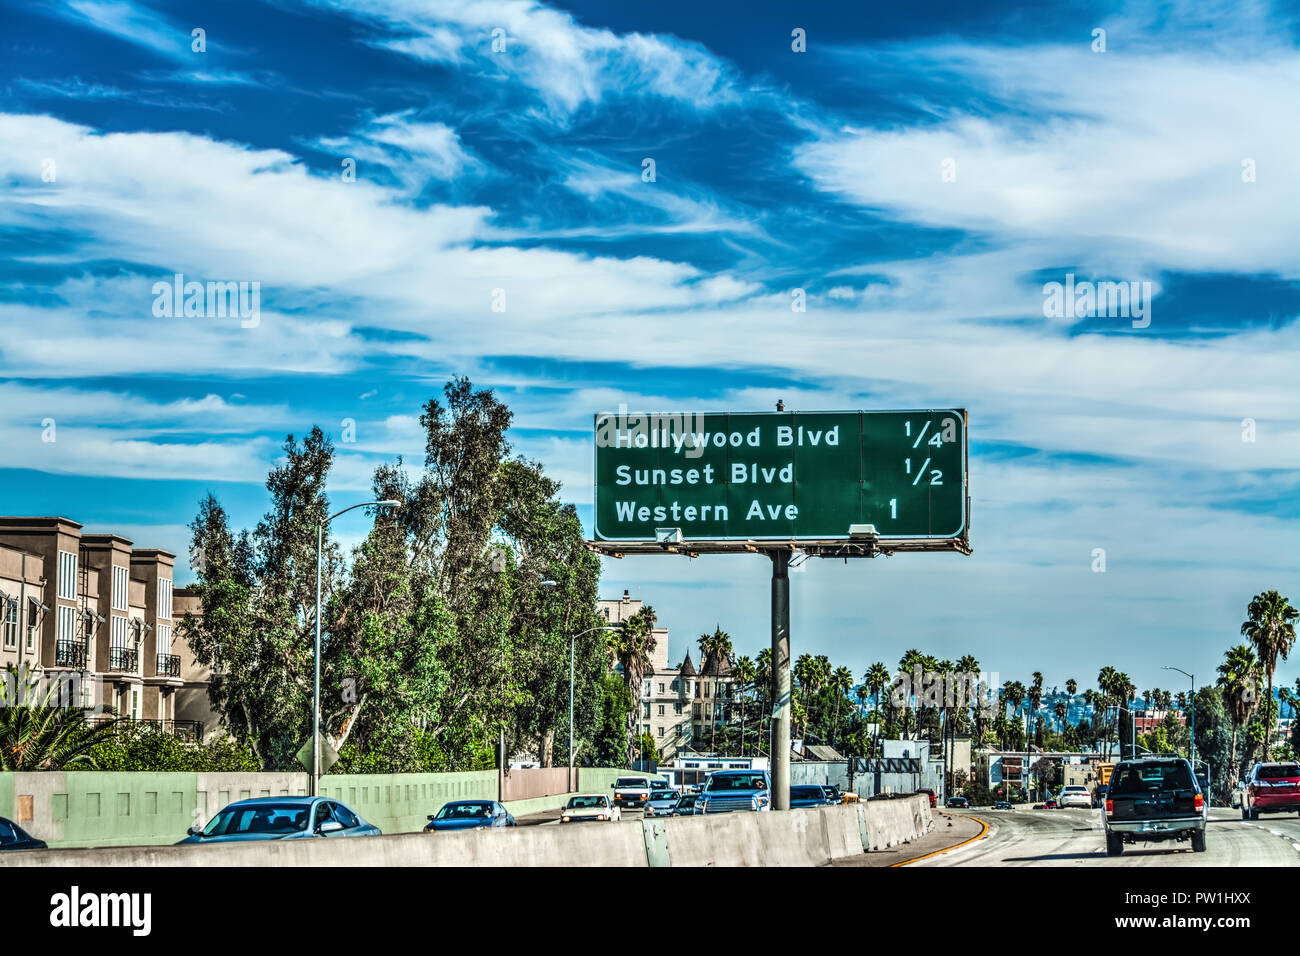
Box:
(55, 640), (87, 668)
(137, 718), (202, 742)
(156, 654), (181, 677)
(109, 646), (137, 672)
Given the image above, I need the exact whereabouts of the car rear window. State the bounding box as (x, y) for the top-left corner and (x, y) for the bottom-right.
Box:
(1110, 762), (1194, 794)
(1259, 764), (1300, 779)
(707, 773), (767, 791)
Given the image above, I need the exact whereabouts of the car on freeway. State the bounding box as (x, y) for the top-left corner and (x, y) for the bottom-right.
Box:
(821, 785), (842, 804)
(1236, 761), (1300, 820)
(644, 781), (679, 818)
(840, 790), (860, 804)
(698, 769), (771, 813)
(0, 817), (47, 851)
(992, 801), (1013, 810)
(1092, 784), (1108, 808)
(1058, 785), (1091, 808)
(945, 796), (969, 808)
(1104, 757), (1206, 856)
(425, 800), (516, 832)
(916, 788), (937, 808)
(179, 796), (380, 844)
(790, 785), (833, 808)
(560, 794), (619, 823)
(613, 776), (652, 809)
(671, 793), (703, 816)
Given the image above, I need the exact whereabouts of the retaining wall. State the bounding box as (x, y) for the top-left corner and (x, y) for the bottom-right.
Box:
(0, 796), (931, 867)
(0, 768), (658, 848)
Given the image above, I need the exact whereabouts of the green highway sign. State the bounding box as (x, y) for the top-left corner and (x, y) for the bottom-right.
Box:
(593, 409), (967, 542)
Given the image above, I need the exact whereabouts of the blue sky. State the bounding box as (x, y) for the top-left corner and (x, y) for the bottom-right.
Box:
(1, 0), (1297, 698)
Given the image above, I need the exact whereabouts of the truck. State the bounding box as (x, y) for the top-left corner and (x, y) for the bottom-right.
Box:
(1092, 762), (1115, 808)
(612, 776), (652, 809)
(1103, 757), (1206, 856)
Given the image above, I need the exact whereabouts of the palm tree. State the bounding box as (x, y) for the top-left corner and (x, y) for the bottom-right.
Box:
(1241, 590), (1299, 761)
(1055, 701), (1067, 735)
(611, 606), (657, 763)
(734, 655), (756, 756)
(831, 666), (853, 751)
(1218, 644), (1261, 785)
(1065, 678), (1077, 697)
(0, 665), (121, 770)
(864, 661), (891, 759)
(898, 649), (926, 738)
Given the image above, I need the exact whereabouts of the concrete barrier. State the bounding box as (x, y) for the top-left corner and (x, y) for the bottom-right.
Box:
(0, 794), (931, 867)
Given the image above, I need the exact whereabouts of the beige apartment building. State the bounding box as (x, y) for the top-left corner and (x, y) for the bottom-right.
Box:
(0, 516), (201, 738)
(599, 590), (739, 762)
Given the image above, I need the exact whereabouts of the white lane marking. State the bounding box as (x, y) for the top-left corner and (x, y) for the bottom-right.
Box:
(1269, 829), (1284, 836)
(1292, 843), (1300, 852)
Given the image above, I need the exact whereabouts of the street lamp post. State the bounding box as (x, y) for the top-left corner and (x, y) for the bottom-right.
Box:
(1162, 665), (1196, 775)
(312, 498), (400, 797)
(566, 624), (616, 791)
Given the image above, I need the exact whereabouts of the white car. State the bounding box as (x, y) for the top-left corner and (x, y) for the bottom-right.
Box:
(1058, 785), (1092, 808)
(560, 794), (621, 823)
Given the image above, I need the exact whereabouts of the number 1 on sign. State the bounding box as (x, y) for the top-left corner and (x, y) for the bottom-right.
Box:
(889, 498), (897, 519)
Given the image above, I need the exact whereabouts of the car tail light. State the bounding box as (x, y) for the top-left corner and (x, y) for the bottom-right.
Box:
(1194, 793), (1204, 811)
(597, 813), (608, 821)
(1105, 799), (1113, 816)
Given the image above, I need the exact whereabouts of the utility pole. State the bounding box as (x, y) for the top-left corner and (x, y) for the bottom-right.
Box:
(770, 551), (791, 811)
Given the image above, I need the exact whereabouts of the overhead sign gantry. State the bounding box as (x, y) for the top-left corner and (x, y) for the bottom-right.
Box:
(587, 407), (971, 810)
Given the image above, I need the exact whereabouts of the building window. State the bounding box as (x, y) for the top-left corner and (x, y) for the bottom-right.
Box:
(57, 605), (76, 642)
(675, 703), (683, 715)
(157, 623), (171, 650)
(657, 725), (664, 737)
(58, 551), (77, 600)
(642, 703), (650, 718)
(658, 682), (664, 693)
(112, 566), (129, 612)
(658, 704), (664, 716)
(157, 577), (173, 620)
(131, 689), (141, 721)
(111, 614), (129, 647)
(703, 683), (710, 698)
(2, 600), (15, 650)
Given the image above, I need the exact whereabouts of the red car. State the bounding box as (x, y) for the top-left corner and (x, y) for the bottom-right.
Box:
(917, 788), (937, 808)
(1238, 762), (1300, 819)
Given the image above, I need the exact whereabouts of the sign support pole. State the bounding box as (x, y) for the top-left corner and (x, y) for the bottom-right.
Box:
(770, 550), (791, 811)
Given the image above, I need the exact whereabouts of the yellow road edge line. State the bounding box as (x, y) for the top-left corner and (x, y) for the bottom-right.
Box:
(891, 813), (990, 867)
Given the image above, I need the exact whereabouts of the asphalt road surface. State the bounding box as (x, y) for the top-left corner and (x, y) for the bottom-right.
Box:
(908, 808), (1300, 867)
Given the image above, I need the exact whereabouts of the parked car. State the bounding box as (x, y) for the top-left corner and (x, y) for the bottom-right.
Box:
(613, 776), (652, 809)
(1237, 761), (1300, 820)
(945, 796), (969, 808)
(698, 770), (771, 813)
(1104, 757), (1206, 856)
(560, 794), (619, 823)
(425, 800), (516, 832)
(671, 793), (703, 816)
(790, 785), (832, 808)
(644, 782), (679, 817)
(178, 796), (380, 844)
(1058, 785), (1091, 808)
(0, 817), (46, 851)
(916, 788), (937, 808)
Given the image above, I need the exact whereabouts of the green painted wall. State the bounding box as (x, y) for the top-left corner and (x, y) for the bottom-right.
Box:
(0, 769), (646, 848)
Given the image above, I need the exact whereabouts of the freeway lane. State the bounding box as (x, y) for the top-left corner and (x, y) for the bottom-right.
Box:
(908, 808), (1300, 867)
